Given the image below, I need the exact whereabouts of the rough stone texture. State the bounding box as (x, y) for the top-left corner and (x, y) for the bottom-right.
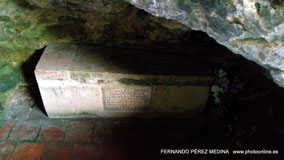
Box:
(0, 0), (191, 111)
(3, 0), (283, 115)
(126, 0), (284, 87)
(35, 43), (212, 118)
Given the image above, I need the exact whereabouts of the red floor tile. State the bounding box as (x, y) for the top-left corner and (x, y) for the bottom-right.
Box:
(0, 120), (16, 141)
(37, 120), (68, 142)
(65, 121), (94, 143)
(38, 127), (65, 142)
(93, 120), (121, 143)
(102, 144), (133, 160)
(8, 120), (40, 141)
(9, 143), (44, 160)
(40, 143), (74, 160)
(73, 144), (102, 160)
(0, 142), (16, 160)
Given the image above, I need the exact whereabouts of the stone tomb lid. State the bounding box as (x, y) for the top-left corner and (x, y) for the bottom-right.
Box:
(36, 43), (213, 77)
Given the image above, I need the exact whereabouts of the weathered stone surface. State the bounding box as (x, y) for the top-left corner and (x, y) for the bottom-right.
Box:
(0, 0), (191, 111)
(1, 87), (34, 120)
(126, 0), (284, 87)
(150, 86), (210, 116)
(102, 86), (152, 111)
(35, 43), (212, 118)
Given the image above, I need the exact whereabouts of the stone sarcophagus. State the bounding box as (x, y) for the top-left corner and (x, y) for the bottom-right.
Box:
(35, 43), (213, 118)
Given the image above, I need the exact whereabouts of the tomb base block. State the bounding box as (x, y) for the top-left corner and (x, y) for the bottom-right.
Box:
(35, 43), (213, 118)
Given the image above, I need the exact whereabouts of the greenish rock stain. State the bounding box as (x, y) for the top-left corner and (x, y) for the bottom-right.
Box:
(269, 0), (284, 9)
(119, 78), (160, 86)
(230, 17), (243, 27)
(255, 2), (261, 13)
(118, 78), (211, 86)
(0, 89), (9, 112)
(0, 103), (3, 113)
(0, 64), (23, 93)
(48, 111), (100, 118)
(231, 37), (268, 45)
(0, 0), (191, 110)
(70, 72), (92, 83)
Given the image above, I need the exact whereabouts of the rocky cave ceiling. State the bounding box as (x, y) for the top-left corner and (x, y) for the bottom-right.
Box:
(0, 0), (284, 109)
(127, 0), (284, 87)
(0, 0), (192, 109)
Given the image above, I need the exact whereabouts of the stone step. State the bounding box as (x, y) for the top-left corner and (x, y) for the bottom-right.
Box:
(35, 43), (213, 118)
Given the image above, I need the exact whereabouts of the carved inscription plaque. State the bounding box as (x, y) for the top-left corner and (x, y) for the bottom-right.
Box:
(103, 87), (152, 111)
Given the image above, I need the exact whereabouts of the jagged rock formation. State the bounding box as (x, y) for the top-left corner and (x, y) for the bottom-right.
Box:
(1, 0), (284, 111)
(0, 0), (190, 110)
(126, 0), (284, 87)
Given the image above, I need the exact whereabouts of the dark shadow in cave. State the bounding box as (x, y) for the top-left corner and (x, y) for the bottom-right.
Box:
(2, 0), (284, 159)
(15, 30), (284, 160)
(21, 46), (47, 116)
(19, 30), (284, 118)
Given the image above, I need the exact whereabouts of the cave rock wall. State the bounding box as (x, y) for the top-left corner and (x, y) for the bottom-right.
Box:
(126, 0), (284, 87)
(0, 0), (190, 110)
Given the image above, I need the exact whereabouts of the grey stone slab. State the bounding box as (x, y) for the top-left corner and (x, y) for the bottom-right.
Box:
(35, 43), (213, 118)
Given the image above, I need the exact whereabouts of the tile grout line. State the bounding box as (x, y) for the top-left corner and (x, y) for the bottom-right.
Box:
(38, 119), (49, 160)
(67, 120), (75, 160)
(63, 120), (71, 142)
(34, 120), (43, 142)
(39, 143), (46, 160)
(6, 119), (18, 160)
(6, 119), (17, 141)
(7, 142), (17, 160)
(91, 119), (97, 144)
(34, 119), (45, 160)
(70, 141), (75, 160)
(100, 143), (104, 160)
(94, 120), (104, 160)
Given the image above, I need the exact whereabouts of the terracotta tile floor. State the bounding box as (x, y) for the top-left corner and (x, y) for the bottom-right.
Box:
(2, 87), (284, 160)
(1, 104), (284, 160)
(6, 104), (284, 160)
(0, 106), (208, 160)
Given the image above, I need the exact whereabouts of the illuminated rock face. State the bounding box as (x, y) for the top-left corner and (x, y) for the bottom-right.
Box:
(35, 43), (212, 118)
(0, 0), (191, 110)
(126, 0), (284, 87)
